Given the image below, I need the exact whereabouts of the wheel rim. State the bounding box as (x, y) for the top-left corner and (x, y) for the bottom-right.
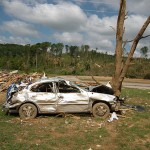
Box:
(22, 105), (35, 118)
(95, 105), (107, 116)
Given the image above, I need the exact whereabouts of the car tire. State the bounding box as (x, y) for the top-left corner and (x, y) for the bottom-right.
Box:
(19, 103), (37, 119)
(92, 103), (110, 118)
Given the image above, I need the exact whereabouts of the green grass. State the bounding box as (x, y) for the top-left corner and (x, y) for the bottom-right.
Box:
(0, 88), (150, 150)
(121, 88), (150, 100)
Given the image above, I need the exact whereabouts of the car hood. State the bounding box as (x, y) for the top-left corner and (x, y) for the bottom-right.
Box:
(86, 85), (114, 95)
(87, 92), (116, 102)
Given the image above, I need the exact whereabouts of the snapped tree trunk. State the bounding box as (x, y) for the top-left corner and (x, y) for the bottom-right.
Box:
(112, 0), (126, 96)
(112, 0), (150, 97)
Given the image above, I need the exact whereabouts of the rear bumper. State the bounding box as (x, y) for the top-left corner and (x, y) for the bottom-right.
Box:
(2, 102), (19, 113)
(2, 103), (9, 114)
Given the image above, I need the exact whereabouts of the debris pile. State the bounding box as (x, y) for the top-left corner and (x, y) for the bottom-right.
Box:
(0, 70), (41, 92)
(0, 72), (100, 93)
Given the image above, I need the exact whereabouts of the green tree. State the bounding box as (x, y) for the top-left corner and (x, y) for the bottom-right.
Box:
(140, 46), (148, 58)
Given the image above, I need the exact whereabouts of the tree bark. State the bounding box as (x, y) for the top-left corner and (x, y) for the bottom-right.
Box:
(112, 0), (126, 96)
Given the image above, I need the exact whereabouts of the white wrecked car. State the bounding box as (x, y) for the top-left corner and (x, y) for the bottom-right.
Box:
(3, 77), (123, 119)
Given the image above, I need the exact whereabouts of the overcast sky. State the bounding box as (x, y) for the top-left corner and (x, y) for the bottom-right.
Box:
(0, 0), (150, 57)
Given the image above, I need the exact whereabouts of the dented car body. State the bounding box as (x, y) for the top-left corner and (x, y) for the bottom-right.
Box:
(3, 77), (123, 119)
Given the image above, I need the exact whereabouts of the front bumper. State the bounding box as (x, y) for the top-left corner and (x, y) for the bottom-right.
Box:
(111, 98), (125, 111)
(111, 102), (121, 111)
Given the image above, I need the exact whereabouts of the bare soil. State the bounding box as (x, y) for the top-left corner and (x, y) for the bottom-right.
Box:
(0, 92), (5, 103)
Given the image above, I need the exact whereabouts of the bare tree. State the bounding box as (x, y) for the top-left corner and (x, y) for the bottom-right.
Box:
(111, 0), (150, 97)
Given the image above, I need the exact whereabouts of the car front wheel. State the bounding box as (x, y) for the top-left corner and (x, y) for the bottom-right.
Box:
(92, 103), (110, 118)
(19, 103), (37, 119)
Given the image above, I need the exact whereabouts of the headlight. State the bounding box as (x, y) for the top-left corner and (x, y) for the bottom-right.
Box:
(121, 97), (126, 101)
(113, 97), (118, 102)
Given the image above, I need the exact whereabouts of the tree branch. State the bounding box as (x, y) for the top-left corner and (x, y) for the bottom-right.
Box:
(140, 34), (150, 39)
(91, 75), (101, 85)
(123, 34), (150, 43)
(120, 16), (150, 80)
(110, 26), (116, 32)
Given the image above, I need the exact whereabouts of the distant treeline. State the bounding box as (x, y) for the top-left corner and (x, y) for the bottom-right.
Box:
(0, 42), (150, 79)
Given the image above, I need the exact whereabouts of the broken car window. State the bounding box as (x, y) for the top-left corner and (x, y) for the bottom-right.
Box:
(57, 82), (80, 93)
(31, 82), (53, 92)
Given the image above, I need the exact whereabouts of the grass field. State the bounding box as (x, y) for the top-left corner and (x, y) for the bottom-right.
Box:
(0, 88), (150, 150)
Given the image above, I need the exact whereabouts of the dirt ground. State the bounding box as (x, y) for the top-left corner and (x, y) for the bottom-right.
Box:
(0, 88), (150, 149)
(0, 92), (5, 103)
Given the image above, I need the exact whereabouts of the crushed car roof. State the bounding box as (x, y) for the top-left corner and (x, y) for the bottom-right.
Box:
(37, 77), (68, 82)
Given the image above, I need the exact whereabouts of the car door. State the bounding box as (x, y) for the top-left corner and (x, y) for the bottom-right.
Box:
(27, 82), (58, 113)
(56, 81), (90, 113)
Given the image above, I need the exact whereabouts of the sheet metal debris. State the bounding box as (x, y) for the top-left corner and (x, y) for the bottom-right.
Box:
(108, 112), (118, 122)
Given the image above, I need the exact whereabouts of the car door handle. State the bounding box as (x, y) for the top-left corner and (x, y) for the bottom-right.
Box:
(58, 96), (63, 98)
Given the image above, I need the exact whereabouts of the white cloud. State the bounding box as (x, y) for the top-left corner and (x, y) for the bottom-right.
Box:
(0, 36), (31, 45)
(87, 0), (150, 16)
(79, 14), (117, 52)
(54, 32), (83, 45)
(53, 13), (149, 56)
(1, 20), (39, 37)
(2, 0), (87, 31)
(124, 15), (150, 40)
(20, 0), (47, 5)
(0, 0), (149, 57)
(127, 0), (150, 16)
(82, 15), (117, 38)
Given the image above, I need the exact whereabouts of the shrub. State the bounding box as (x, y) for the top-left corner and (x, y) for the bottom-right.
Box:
(144, 73), (150, 80)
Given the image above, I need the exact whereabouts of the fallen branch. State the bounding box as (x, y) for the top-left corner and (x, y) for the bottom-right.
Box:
(91, 75), (102, 85)
(117, 114), (131, 118)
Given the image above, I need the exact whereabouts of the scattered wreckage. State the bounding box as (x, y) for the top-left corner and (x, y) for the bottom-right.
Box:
(2, 77), (125, 119)
(0, 70), (41, 92)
